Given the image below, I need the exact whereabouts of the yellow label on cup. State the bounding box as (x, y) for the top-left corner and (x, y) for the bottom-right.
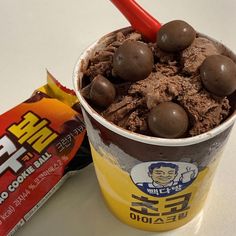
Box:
(90, 144), (221, 231)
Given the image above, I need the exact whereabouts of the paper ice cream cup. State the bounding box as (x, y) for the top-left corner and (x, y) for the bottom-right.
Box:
(73, 27), (236, 231)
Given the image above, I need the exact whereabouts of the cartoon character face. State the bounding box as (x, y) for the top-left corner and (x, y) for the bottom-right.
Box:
(149, 166), (177, 186)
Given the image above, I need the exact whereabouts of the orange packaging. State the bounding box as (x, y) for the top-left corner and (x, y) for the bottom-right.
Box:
(0, 72), (91, 236)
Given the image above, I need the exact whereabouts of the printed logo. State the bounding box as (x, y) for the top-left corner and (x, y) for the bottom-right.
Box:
(131, 161), (198, 197)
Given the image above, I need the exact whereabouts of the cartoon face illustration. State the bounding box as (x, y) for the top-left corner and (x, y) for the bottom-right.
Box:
(131, 161), (198, 197)
(148, 162), (178, 186)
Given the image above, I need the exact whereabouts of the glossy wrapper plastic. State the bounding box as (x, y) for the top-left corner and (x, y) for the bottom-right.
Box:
(0, 72), (92, 236)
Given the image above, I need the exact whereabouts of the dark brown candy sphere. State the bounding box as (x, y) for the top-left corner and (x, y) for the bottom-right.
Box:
(90, 75), (116, 107)
(148, 102), (189, 138)
(156, 20), (196, 52)
(200, 55), (236, 96)
(113, 40), (154, 81)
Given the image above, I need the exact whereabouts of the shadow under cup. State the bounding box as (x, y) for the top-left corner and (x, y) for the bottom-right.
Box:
(73, 27), (236, 231)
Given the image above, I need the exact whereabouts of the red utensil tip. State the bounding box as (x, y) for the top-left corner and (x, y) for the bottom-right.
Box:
(110, 0), (161, 42)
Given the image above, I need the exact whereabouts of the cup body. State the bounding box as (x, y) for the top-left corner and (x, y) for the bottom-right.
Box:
(73, 28), (236, 231)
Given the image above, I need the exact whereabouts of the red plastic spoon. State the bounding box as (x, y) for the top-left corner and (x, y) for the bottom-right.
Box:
(110, 0), (161, 42)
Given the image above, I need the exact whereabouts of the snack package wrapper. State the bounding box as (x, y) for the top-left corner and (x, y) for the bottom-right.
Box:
(0, 72), (92, 236)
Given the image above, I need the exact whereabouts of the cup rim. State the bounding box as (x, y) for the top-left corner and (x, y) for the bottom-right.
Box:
(72, 28), (236, 147)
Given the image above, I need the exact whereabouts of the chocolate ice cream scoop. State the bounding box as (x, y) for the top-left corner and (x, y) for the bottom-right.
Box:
(200, 55), (236, 96)
(156, 20), (196, 52)
(80, 27), (232, 138)
(113, 40), (154, 81)
(90, 75), (116, 107)
(148, 102), (189, 138)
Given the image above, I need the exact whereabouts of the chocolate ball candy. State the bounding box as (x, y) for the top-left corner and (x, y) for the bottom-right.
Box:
(90, 75), (116, 107)
(200, 55), (236, 96)
(156, 20), (196, 52)
(113, 41), (154, 81)
(148, 102), (189, 138)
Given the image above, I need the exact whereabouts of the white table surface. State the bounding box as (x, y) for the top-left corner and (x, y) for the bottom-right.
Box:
(0, 0), (236, 235)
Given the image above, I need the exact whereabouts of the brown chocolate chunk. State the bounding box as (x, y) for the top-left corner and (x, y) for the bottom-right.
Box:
(179, 89), (230, 136)
(181, 37), (219, 75)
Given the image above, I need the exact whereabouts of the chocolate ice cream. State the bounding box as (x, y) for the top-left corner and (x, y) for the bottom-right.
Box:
(181, 37), (219, 75)
(80, 21), (236, 138)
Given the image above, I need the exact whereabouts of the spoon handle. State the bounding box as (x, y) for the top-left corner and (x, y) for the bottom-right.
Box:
(110, 0), (161, 42)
